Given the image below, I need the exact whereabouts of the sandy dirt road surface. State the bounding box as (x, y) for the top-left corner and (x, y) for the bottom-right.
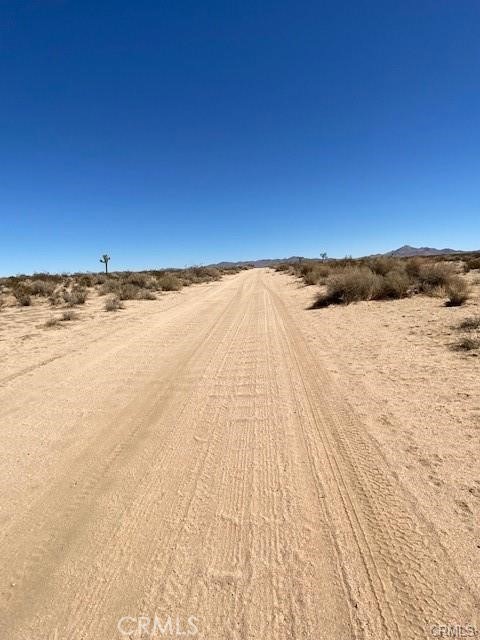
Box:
(0, 268), (478, 639)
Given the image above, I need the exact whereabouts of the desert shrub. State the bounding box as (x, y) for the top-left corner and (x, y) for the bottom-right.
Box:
(99, 279), (121, 296)
(105, 295), (124, 311)
(14, 290), (32, 306)
(457, 316), (480, 332)
(368, 257), (399, 276)
(313, 267), (382, 307)
(303, 269), (321, 286)
(72, 285), (87, 304)
(374, 269), (411, 299)
(63, 285), (88, 306)
(75, 274), (95, 287)
(136, 289), (156, 300)
(418, 263), (456, 293)
(48, 290), (64, 306)
(405, 257), (426, 279)
(275, 263), (291, 272)
(61, 310), (78, 321)
(44, 317), (61, 328)
(453, 336), (480, 351)
(118, 283), (139, 300)
(466, 257), (480, 271)
(158, 274), (182, 291)
(29, 279), (56, 297)
(144, 275), (160, 290)
(445, 277), (470, 307)
(124, 272), (149, 288)
(297, 263), (330, 285)
(191, 266), (221, 281)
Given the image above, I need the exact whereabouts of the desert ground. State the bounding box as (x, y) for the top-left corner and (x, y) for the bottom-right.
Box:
(0, 267), (479, 639)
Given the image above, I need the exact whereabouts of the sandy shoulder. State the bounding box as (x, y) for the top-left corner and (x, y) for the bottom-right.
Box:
(268, 269), (480, 595)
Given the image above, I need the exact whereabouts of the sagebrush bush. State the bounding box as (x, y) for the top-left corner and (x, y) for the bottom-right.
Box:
(15, 290), (32, 306)
(136, 289), (156, 300)
(104, 295), (123, 311)
(453, 336), (480, 351)
(118, 283), (140, 300)
(99, 279), (121, 296)
(125, 272), (149, 287)
(466, 257), (480, 271)
(44, 317), (60, 328)
(61, 310), (78, 321)
(29, 279), (56, 297)
(157, 274), (182, 291)
(445, 278), (470, 307)
(313, 267), (382, 307)
(457, 316), (480, 331)
(374, 269), (411, 299)
(418, 263), (456, 293)
(63, 285), (88, 306)
(368, 257), (400, 276)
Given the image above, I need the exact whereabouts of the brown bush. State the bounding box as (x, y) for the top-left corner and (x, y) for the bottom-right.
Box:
(63, 285), (88, 306)
(14, 288), (32, 306)
(61, 310), (78, 321)
(374, 269), (411, 299)
(445, 278), (470, 307)
(29, 279), (56, 297)
(457, 316), (480, 332)
(99, 279), (121, 296)
(136, 289), (156, 300)
(118, 283), (140, 300)
(313, 267), (382, 307)
(466, 257), (480, 271)
(158, 274), (182, 291)
(453, 336), (480, 351)
(418, 263), (456, 293)
(44, 317), (61, 328)
(104, 295), (124, 311)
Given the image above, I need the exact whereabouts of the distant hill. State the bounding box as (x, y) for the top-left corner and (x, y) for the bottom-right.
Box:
(383, 245), (460, 257)
(210, 257), (304, 268)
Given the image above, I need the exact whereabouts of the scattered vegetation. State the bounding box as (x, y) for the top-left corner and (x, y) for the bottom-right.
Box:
(453, 336), (480, 352)
(457, 316), (480, 332)
(105, 295), (124, 312)
(61, 310), (78, 321)
(44, 317), (61, 328)
(157, 274), (182, 291)
(277, 254), (478, 308)
(445, 278), (470, 307)
(453, 315), (480, 353)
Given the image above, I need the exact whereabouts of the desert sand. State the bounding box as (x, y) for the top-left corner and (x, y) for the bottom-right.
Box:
(0, 267), (478, 639)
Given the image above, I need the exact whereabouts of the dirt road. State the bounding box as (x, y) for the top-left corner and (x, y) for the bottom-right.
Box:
(0, 268), (477, 639)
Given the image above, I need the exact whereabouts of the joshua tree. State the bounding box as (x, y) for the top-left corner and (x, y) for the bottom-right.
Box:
(99, 254), (111, 274)
(320, 252), (328, 262)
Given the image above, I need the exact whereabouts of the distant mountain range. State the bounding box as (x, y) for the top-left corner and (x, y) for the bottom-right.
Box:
(209, 246), (475, 268)
(382, 245), (460, 257)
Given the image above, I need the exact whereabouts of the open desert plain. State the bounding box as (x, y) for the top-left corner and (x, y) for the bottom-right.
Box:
(0, 265), (479, 640)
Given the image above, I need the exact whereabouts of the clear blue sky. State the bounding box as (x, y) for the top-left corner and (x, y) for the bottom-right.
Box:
(1, 1), (479, 274)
